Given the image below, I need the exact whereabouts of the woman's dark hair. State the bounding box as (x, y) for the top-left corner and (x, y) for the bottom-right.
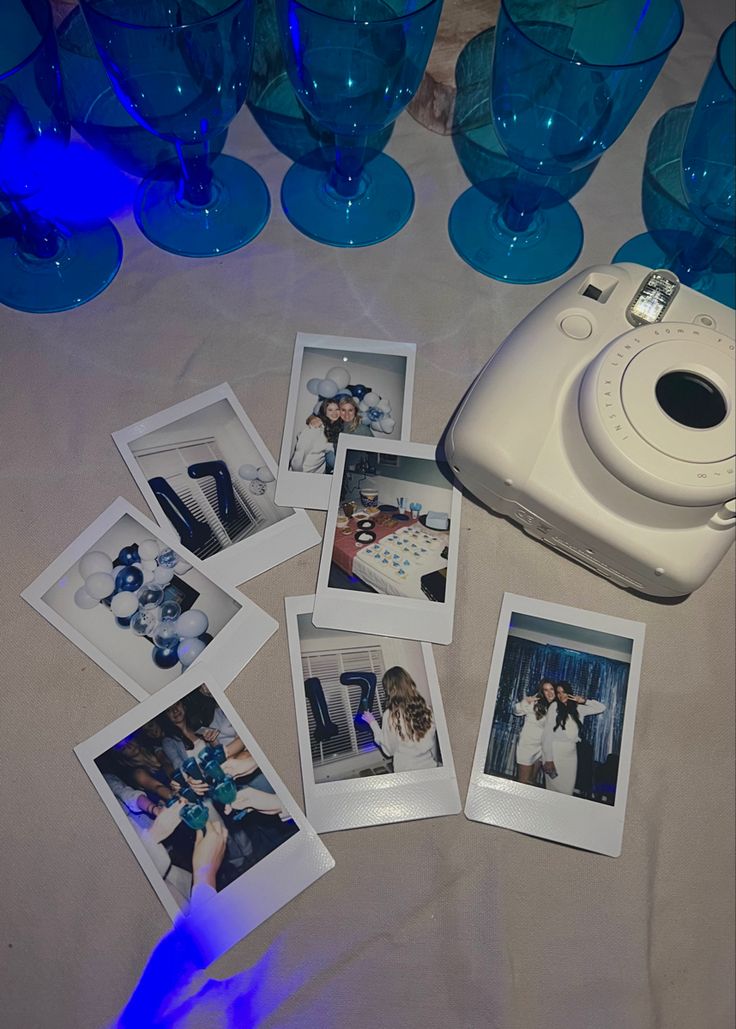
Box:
(552, 681), (583, 734)
(159, 706), (196, 752)
(533, 679), (553, 720)
(317, 400), (342, 445)
(185, 687), (218, 732)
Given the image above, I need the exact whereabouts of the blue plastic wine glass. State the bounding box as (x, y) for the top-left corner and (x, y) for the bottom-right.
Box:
(615, 22), (735, 307)
(276, 0), (443, 247)
(449, 0), (684, 284)
(80, 0), (269, 258)
(0, 0), (122, 313)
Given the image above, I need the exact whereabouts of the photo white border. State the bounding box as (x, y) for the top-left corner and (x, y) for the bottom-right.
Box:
(275, 333), (417, 511)
(285, 595), (461, 833)
(112, 383), (320, 587)
(312, 437), (462, 645)
(74, 667), (334, 966)
(464, 593), (646, 857)
(21, 497), (278, 702)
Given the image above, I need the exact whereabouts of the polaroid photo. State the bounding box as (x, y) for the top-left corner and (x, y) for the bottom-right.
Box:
(464, 593), (646, 857)
(22, 498), (278, 702)
(312, 436), (462, 645)
(75, 669), (334, 965)
(275, 332), (416, 511)
(285, 595), (461, 833)
(112, 383), (320, 587)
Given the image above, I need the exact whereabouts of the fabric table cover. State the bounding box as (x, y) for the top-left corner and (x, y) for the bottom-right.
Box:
(1, 1), (734, 1026)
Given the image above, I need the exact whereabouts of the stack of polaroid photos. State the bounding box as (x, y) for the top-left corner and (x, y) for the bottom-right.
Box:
(22, 334), (647, 962)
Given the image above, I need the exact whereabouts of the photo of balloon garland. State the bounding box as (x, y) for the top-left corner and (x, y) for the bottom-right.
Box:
(74, 541), (212, 670)
(306, 364), (396, 435)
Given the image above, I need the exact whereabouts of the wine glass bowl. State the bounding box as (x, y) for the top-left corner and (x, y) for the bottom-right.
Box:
(276, 0), (443, 247)
(615, 21), (735, 305)
(0, 0), (122, 312)
(80, 0), (269, 257)
(449, 0), (684, 284)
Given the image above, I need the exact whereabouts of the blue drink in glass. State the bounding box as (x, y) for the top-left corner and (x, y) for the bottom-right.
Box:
(180, 802), (209, 832)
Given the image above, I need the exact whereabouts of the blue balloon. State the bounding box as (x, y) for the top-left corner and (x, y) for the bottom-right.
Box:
(350, 383), (369, 400)
(115, 566), (144, 593)
(115, 616), (132, 628)
(152, 643), (179, 669)
(318, 378), (338, 398)
(157, 548), (178, 568)
(334, 390), (352, 400)
(116, 545), (140, 566)
(306, 378), (322, 395)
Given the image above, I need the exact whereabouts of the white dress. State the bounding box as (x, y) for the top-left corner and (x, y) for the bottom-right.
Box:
(514, 698), (548, 766)
(368, 711), (439, 771)
(542, 700), (606, 795)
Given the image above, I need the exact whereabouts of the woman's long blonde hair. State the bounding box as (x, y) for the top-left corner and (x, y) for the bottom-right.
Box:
(382, 666), (433, 742)
(338, 397), (362, 432)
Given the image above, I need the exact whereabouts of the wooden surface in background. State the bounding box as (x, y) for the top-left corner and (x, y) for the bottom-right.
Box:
(408, 0), (500, 134)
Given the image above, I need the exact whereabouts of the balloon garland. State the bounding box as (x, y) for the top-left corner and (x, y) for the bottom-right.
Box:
(306, 364), (396, 435)
(74, 540), (210, 671)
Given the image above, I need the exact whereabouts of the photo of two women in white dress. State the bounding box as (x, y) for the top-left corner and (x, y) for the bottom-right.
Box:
(485, 613), (634, 805)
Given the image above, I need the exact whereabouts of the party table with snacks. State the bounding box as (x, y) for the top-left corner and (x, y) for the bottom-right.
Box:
(1, 1), (734, 1028)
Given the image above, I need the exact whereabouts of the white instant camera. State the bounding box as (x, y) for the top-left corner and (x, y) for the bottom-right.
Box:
(445, 263), (735, 597)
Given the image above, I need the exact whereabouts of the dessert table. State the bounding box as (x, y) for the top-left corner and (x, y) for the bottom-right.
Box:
(1, 1), (734, 1027)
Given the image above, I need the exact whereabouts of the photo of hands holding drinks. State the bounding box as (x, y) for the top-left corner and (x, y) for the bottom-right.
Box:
(94, 681), (299, 909)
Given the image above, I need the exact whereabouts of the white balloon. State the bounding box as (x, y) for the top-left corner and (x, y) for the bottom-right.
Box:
(363, 391), (380, 407)
(175, 609), (209, 638)
(318, 378), (338, 398)
(74, 587), (98, 610)
(238, 464), (258, 480)
(376, 398), (391, 413)
(326, 365), (350, 390)
(111, 591), (139, 618)
(378, 416), (396, 434)
(138, 539), (161, 561)
(255, 465), (275, 483)
(79, 551), (113, 579)
(85, 572), (115, 600)
(177, 637), (206, 667)
(141, 559), (157, 572)
(173, 559), (192, 575)
(153, 566), (174, 585)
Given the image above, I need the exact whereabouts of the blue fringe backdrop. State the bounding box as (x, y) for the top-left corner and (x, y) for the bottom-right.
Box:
(485, 636), (630, 780)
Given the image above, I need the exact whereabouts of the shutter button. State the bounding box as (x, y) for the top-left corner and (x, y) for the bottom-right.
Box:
(560, 315), (593, 339)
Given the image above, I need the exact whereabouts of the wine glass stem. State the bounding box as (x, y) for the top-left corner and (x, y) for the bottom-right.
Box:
(9, 200), (60, 260)
(500, 196), (536, 234)
(176, 142), (213, 207)
(328, 136), (367, 200)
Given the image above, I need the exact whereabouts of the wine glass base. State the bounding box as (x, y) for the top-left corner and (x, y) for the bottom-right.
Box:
(448, 185), (583, 284)
(135, 154), (270, 258)
(614, 233), (736, 309)
(0, 218), (122, 313)
(280, 150), (414, 247)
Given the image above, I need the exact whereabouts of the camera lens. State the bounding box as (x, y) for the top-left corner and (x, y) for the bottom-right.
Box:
(655, 371), (727, 428)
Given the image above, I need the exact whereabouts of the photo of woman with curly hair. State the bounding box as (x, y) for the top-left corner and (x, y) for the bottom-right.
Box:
(358, 665), (440, 772)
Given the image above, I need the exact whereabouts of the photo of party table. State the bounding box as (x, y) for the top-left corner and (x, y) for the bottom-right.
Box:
(332, 519), (449, 599)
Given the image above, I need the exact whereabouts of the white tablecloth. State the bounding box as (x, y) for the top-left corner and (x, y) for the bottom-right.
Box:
(1, 2), (734, 1027)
